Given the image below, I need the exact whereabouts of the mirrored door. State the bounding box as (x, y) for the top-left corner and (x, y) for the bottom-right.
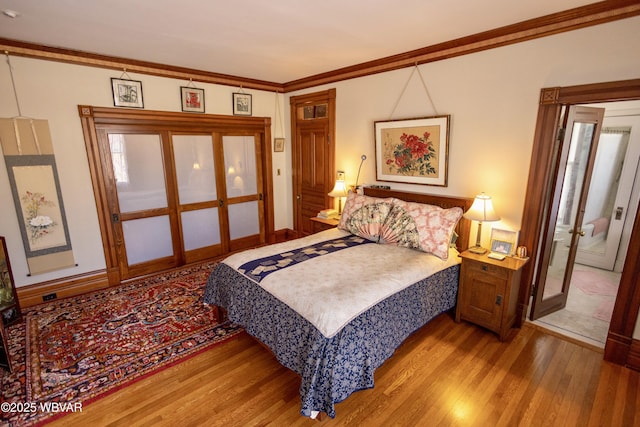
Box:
(531, 106), (605, 319)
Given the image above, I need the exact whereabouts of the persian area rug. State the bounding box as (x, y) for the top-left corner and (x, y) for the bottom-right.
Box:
(0, 261), (243, 426)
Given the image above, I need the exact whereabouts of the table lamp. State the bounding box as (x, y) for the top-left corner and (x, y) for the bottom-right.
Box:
(328, 171), (348, 214)
(463, 193), (500, 254)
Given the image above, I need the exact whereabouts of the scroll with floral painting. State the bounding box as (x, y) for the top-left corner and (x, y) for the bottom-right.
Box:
(0, 118), (75, 275)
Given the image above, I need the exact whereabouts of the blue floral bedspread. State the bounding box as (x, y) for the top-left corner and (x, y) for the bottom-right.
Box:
(204, 261), (459, 418)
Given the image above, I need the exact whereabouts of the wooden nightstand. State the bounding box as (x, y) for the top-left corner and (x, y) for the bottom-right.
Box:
(309, 217), (339, 233)
(455, 250), (529, 341)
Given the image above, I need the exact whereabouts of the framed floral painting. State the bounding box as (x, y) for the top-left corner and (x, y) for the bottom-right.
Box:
(374, 115), (450, 187)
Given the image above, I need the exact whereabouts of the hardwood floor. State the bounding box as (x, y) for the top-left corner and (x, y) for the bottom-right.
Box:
(49, 313), (639, 427)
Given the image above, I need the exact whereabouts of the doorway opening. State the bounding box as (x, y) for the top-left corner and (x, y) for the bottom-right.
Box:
(530, 100), (640, 348)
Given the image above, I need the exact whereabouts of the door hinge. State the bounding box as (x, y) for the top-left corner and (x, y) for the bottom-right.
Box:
(557, 127), (566, 142)
(259, 193), (263, 201)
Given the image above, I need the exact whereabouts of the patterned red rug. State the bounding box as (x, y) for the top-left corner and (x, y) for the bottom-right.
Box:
(0, 261), (243, 426)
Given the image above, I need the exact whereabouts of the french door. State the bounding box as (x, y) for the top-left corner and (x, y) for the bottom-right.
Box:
(105, 130), (265, 280)
(79, 106), (273, 285)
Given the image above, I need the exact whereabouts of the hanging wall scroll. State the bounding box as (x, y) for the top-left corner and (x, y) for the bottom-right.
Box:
(0, 118), (75, 275)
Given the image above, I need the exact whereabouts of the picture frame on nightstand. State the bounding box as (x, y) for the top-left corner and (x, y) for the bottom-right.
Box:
(490, 227), (519, 256)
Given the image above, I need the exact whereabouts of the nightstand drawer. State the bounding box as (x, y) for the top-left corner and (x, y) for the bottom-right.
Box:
(465, 260), (508, 280)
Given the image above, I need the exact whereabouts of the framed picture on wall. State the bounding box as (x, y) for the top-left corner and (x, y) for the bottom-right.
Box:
(232, 92), (252, 116)
(111, 78), (144, 108)
(374, 115), (450, 187)
(274, 138), (285, 152)
(181, 87), (205, 113)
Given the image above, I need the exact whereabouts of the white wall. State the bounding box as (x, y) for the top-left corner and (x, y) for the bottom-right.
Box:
(0, 58), (285, 287)
(1, 16), (639, 337)
(287, 17), (640, 250)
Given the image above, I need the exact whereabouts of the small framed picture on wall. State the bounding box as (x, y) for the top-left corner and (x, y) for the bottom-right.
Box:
(232, 93), (252, 116)
(181, 87), (205, 113)
(111, 78), (144, 108)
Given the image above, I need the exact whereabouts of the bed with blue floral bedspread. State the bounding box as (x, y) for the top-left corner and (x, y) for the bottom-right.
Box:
(204, 189), (472, 419)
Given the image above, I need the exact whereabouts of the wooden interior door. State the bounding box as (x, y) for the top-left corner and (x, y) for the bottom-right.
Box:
(290, 89), (335, 236)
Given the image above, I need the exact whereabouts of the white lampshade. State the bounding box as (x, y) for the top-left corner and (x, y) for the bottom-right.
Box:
(328, 171), (348, 213)
(464, 193), (500, 254)
(463, 193), (500, 222)
(328, 171), (348, 198)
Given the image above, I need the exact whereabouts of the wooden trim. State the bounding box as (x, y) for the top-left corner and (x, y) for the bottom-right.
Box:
(2, 2), (639, 93)
(17, 269), (109, 308)
(519, 78), (640, 368)
(0, 38), (283, 93)
(283, 1), (640, 92)
(628, 338), (640, 371)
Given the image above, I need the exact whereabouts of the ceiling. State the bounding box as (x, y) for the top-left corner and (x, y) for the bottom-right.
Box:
(0, 0), (599, 84)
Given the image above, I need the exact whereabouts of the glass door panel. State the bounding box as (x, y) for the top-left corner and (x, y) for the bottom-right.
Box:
(222, 135), (264, 251)
(107, 133), (178, 278)
(109, 134), (168, 212)
(122, 216), (173, 265)
(224, 135), (258, 198)
(181, 208), (221, 251)
(172, 135), (217, 204)
(228, 201), (259, 240)
(172, 134), (223, 261)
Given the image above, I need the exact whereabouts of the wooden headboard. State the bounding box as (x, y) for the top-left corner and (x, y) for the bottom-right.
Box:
(363, 187), (474, 252)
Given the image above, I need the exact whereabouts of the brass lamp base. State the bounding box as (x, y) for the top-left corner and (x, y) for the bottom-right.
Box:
(468, 246), (488, 255)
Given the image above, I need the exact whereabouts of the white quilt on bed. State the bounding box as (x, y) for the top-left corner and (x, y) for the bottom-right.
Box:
(223, 228), (460, 338)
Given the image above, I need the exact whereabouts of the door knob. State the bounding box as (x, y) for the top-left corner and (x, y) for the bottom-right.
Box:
(569, 229), (586, 236)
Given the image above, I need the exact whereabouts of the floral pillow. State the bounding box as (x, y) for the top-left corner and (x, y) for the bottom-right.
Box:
(338, 192), (394, 242)
(379, 199), (463, 260)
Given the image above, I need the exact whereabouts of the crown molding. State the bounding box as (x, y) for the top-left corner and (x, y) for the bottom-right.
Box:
(283, 0), (640, 92)
(1, 1), (639, 94)
(0, 38), (285, 93)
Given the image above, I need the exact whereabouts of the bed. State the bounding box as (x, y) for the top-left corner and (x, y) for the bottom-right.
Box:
(204, 188), (472, 418)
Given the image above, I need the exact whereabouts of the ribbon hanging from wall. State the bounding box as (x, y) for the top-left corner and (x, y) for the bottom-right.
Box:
(1, 53), (75, 275)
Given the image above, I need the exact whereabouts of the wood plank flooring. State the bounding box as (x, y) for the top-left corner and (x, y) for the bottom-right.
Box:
(49, 313), (639, 426)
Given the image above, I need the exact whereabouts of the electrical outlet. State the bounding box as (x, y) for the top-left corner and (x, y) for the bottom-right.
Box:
(43, 293), (57, 301)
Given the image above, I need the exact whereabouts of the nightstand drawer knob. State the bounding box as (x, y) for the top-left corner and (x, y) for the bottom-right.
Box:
(481, 265), (488, 271)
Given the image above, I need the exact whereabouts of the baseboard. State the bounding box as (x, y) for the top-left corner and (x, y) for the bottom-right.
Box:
(628, 339), (640, 371)
(273, 228), (297, 243)
(16, 229), (299, 309)
(604, 330), (633, 366)
(17, 269), (109, 308)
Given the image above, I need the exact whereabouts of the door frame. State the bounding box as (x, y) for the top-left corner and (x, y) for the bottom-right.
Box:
(78, 105), (274, 285)
(518, 79), (640, 367)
